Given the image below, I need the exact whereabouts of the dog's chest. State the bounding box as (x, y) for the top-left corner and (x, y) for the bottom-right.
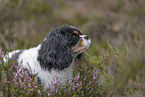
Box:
(38, 62), (74, 88)
(6, 45), (75, 89)
(18, 48), (74, 88)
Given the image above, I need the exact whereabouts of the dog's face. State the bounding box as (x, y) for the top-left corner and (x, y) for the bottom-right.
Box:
(38, 25), (91, 70)
(58, 25), (91, 56)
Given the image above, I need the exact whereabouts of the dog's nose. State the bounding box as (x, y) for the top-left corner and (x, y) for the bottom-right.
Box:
(84, 35), (89, 40)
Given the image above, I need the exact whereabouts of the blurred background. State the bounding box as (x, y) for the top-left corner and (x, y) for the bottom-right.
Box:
(0, 0), (145, 96)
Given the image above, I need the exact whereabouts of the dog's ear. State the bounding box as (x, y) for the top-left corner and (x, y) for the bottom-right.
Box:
(38, 31), (74, 71)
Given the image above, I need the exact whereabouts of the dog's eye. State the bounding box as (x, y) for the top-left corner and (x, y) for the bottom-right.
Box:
(72, 35), (77, 39)
(72, 35), (79, 40)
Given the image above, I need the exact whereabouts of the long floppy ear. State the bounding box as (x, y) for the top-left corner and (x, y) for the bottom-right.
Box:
(38, 31), (74, 71)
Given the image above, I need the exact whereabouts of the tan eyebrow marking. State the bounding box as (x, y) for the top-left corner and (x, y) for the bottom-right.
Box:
(73, 31), (79, 35)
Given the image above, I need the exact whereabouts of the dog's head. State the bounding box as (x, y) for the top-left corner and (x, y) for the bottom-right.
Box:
(38, 25), (91, 70)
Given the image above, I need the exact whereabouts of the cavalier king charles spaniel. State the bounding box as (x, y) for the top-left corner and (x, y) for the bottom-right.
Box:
(4, 25), (91, 89)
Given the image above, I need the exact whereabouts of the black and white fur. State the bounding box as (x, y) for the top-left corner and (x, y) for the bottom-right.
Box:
(4, 25), (91, 89)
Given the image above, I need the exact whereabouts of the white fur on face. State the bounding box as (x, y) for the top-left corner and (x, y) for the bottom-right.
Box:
(80, 35), (91, 48)
(78, 35), (91, 53)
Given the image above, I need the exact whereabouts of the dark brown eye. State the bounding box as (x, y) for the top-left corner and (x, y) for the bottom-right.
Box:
(73, 35), (76, 39)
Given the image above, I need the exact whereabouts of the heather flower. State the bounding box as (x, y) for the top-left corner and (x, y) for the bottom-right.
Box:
(88, 81), (91, 85)
(19, 73), (23, 78)
(89, 88), (93, 94)
(25, 71), (29, 76)
(83, 76), (87, 81)
(82, 64), (88, 70)
(28, 83), (32, 88)
(77, 86), (82, 91)
(33, 85), (38, 88)
(0, 50), (4, 58)
(50, 85), (55, 92)
(69, 80), (72, 85)
(54, 76), (59, 85)
(24, 77), (27, 82)
(34, 76), (38, 82)
(19, 78), (23, 88)
(26, 90), (30, 95)
(75, 73), (80, 80)
(37, 90), (41, 95)
(29, 88), (34, 91)
(73, 95), (76, 97)
(72, 85), (75, 91)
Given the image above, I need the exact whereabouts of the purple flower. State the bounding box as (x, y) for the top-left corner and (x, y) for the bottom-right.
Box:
(89, 88), (93, 94)
(28, 83), (32, 88)
(19, 73), (23, 78)
(54, 76), (59, 84)
(77, 87), (82, 91)
(69, 80), (72, 85)
(37, 90), (41, 95)
(0, 50), (4, 58)
(4, 78), (7, 82)
(16, 82), (19, 85)
(25, 71), (29, 76)
(33, 85), (37, 88)
(34, 76), (38, 82)
(50, 85), (56, 92)
(88, 81), (91, 85)
(29, 88), (34, 91)
(87, 87), (90, 90)
(72, 86), (75, 91)
(75, 73), (80, 80)
(13, 77), (16, 82)
(47, 92), (50, 96)
(19, 78), (22, 83)
(19, 78), (23, 88)
(84, 76), (87, 81)
(24, 77), (27, 82)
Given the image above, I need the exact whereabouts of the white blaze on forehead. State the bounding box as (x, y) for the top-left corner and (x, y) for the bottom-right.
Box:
(79, 35), (91, 46)
(80, 35), (87, 38)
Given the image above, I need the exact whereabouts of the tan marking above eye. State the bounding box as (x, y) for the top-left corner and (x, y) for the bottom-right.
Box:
(73, 31), (79, 35)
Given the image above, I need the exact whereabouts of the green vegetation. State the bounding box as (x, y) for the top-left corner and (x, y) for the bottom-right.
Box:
(0, 0), (145, 96)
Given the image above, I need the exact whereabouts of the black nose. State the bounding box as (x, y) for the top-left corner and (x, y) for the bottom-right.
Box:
(84, 35), (89, 40)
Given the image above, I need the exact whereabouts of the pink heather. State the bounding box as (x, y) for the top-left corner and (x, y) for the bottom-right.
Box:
(47, 92), (50, 96)
(28, 83), (32, 88)
(88, 81), (91, 85)
(29, 88), (34, 91)
(37, 90), (41, 95)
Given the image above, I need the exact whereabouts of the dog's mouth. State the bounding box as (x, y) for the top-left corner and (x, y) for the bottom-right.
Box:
(72, 35), (91, 55)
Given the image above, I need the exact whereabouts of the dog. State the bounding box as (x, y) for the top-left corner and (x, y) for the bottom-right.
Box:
(4, 25), (91, 89)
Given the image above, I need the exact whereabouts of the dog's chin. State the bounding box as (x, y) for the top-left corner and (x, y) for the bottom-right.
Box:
(74, 39), (91, 57)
